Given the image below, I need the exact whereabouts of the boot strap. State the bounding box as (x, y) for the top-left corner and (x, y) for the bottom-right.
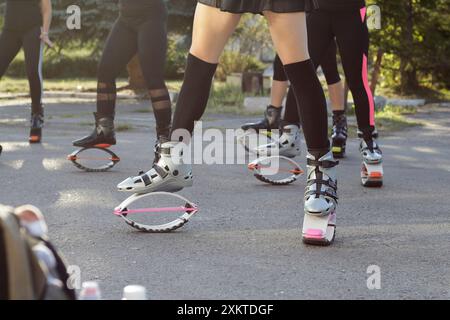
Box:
(307, 178), (337, 190)
(139, 164), (169, 186)
(305, 188), (338, 201)
(307, 158), (339, 168)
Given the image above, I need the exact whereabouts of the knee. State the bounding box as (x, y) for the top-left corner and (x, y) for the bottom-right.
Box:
(347, 77), (366, 92)
(189, 48), (219, 65)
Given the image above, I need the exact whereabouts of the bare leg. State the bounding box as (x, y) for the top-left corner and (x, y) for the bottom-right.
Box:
(240, 55), (289, 131)
(266, 12), (338, 246)
(171, 3), (241, 134)
(117, 4), (242, 193)
(190, 3), (241, 63)
(265, 11), (329, 151)
(328, 80), (345, 111)
(265, 12), (310, 63)
(271, 80), (289, 108)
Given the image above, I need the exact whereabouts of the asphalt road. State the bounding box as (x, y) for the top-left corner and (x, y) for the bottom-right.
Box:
(1, 100), (449, 300)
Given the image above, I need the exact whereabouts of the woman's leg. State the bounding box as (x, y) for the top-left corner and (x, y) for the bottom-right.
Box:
(265, 11), (338, 235)
(96, 21), (138, 117)
(282, 9), (335, 132)
(317, 39), (347, 157)
(138, 17), (172, 140)
(249, 26), (340, 132)
(73, 21), (137, 147)
(249, 53), (301, 158)
(0, 30), (22, 80)
(265, 11), (329, 152)
(320, 41), (345, 111)
(334, 9), (375, 137)
(328, 81), (345, 111)
(117, 4), (241, 194)
(171, 3), (241, 136)
(241, 55), (287, 131)
(334, 8), (383, 186)
(22, 26), (45, 143)
(22, 26), (44, 115)
(271, 55), (289, 108)
(271, 81), (289, 108)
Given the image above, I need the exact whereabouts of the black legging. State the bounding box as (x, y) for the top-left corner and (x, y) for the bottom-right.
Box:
(278, 6), (375, 134)
(96, 0), (171, 138)
(0, 25), (43, 114)
(274, 41), (341, 125)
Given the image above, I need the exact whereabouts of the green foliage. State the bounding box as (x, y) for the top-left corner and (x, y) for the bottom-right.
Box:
(166, 0), (196, 33)
(207, 83), (245, 113)
(231, 15), (272, 57)
(368, 0), (450, 93)
(1, 0), (448, 95)
(375, 108), (422, 132)
(216, 51), (265, 81)
(166, 36), (188, 79)
(50, 0), (117, 53)
(382, 104), (418, 115)
(4, 47), (101, 78)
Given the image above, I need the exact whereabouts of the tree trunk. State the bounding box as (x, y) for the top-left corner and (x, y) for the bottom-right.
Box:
(126, 55), (147, 90)
(370, 49), (384, 96)
(400, 61), (419, 94)
(399, 0), (418, 94)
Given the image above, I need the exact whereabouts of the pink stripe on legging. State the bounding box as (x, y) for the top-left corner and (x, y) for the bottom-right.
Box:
(362, 54), (375, 126)
(360, 7), (367, 22)
(360, 7), (375, 126)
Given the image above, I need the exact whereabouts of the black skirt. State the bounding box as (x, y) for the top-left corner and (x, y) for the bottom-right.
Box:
(198, 0), (317, 14)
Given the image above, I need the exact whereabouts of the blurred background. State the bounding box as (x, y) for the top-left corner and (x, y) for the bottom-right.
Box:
(0, 0), (448, 107)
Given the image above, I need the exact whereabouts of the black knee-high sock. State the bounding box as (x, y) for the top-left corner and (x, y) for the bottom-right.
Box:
(283, 87), (301, 126)
(171, 54), (218, 135)
(283, 60), (329, 152)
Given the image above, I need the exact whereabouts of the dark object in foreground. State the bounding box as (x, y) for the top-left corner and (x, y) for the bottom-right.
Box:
(0, 204), (76, 300)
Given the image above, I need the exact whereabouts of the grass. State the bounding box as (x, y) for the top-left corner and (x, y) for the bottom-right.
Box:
(345, 104), (423, 137)
(374, 105), (423, 132)
(116, 124), (133, 132)
(78, 121), (94, 127)
(207, 83), (246, 114)
(0, 75), (430, 135)
(1, 77), (183, 94)
(59, 114), (77, 119)
(377, 84), (450, 103)
(1, 77), (110, 93)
